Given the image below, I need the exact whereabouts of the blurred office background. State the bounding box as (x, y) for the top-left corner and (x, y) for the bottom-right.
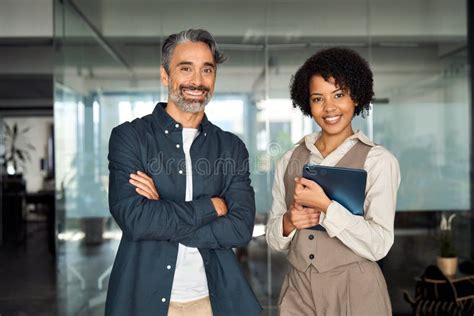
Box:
(0, 0), (470, 315)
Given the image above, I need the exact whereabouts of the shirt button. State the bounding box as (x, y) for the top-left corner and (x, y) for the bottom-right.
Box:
(175, 124), (179, 128)
(308, 234), (314, 240)
(164, 130), (169, 134)
(179, 170), (183, 175)
(161, 298), (166, 303)
(166, 265), (171, 270)
(309, 254), (315, 260)
(176, 144), (180, 149)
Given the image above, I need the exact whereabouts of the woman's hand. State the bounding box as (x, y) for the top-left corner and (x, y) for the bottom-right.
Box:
(282, 202), (321, 236)
(293, 177), (332, 213)
(129, 171), (160, 200)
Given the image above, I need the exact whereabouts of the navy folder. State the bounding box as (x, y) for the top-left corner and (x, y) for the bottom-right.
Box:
(302, 164), (367, 230)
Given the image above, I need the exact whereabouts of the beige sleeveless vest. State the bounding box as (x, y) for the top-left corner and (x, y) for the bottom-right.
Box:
(283, 140), (373, 273)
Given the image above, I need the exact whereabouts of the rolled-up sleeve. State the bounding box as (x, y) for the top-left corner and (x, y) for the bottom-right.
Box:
(266, 151), (296, 251)
(320, 147), (401, 261)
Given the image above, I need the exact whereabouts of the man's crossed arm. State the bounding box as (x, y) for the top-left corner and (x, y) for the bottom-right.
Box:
(108, 124), (256, 249)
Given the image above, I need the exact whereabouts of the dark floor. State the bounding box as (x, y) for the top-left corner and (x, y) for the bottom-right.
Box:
(1, 214), (470, 316)
(0, 221), (56, 316)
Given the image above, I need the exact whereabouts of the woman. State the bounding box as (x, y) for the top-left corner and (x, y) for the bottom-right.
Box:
(266, 47), (400, 315)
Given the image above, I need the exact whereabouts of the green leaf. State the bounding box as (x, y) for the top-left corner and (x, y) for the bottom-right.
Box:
(15, 149), (25, 162)
(20, 127), (30, 134)
(4, 123), (12, 136)
(23, 150), (32, 162)
(26, 143), (36, 150)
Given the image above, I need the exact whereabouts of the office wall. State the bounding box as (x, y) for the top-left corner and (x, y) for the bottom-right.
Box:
(0, 0), (53, 37)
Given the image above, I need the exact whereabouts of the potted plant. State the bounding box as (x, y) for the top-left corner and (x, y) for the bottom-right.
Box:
(0, 122), (34, 244)
(1, 122), (35, 175)
(436, 213), (457, 276)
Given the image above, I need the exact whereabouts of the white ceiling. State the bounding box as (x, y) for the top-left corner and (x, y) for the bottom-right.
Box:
(0, 0), (466, 40)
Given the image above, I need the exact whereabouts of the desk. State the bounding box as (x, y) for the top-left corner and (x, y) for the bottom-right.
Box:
(25, 191), (54, 212)
(25, 191), (55, 254)
(1, 175), (26, 245)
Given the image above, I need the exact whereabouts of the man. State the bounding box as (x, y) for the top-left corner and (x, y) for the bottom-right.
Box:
(105, 29), (261, 316)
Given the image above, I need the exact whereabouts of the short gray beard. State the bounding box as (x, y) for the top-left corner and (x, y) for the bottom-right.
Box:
(168, 82), (212, 113)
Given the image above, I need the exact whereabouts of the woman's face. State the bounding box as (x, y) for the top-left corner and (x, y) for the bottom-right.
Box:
(309, 75), (356, 139)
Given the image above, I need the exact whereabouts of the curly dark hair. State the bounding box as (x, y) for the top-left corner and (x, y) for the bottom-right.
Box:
(290, 47), (374, 117)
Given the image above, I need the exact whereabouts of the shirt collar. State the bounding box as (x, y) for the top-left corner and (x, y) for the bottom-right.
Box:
(301, 130), (375, 153)
(348, 130), (375, 146)
(152, 102), (212, 133)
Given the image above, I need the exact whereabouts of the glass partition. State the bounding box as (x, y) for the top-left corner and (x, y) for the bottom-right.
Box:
(54, 0), (468, 314)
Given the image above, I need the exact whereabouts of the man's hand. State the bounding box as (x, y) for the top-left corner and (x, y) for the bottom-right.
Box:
(211, 197), (228, 217)
(282, 202), (321, 236)
(293, 177), (331, 213)
(129, 171), (160, 200)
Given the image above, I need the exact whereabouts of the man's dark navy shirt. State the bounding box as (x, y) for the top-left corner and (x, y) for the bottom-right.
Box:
(105, 103), (261, 316)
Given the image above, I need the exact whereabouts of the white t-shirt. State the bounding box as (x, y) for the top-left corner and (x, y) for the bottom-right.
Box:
(170, 128), (209, 302)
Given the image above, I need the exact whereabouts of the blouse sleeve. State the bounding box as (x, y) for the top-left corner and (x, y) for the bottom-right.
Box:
(319, 146), (401, 261)
(266, 150), (297, 251)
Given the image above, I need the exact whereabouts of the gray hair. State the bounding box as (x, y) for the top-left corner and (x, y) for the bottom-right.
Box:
(161, 29), (227, 74)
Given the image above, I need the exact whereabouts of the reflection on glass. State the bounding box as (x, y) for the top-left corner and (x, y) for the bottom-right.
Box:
(53, 0), (467, 314)
(373, 49), (469, 211)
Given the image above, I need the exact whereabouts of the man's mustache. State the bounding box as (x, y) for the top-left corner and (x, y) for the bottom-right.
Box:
(179, 84), (210, 92)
